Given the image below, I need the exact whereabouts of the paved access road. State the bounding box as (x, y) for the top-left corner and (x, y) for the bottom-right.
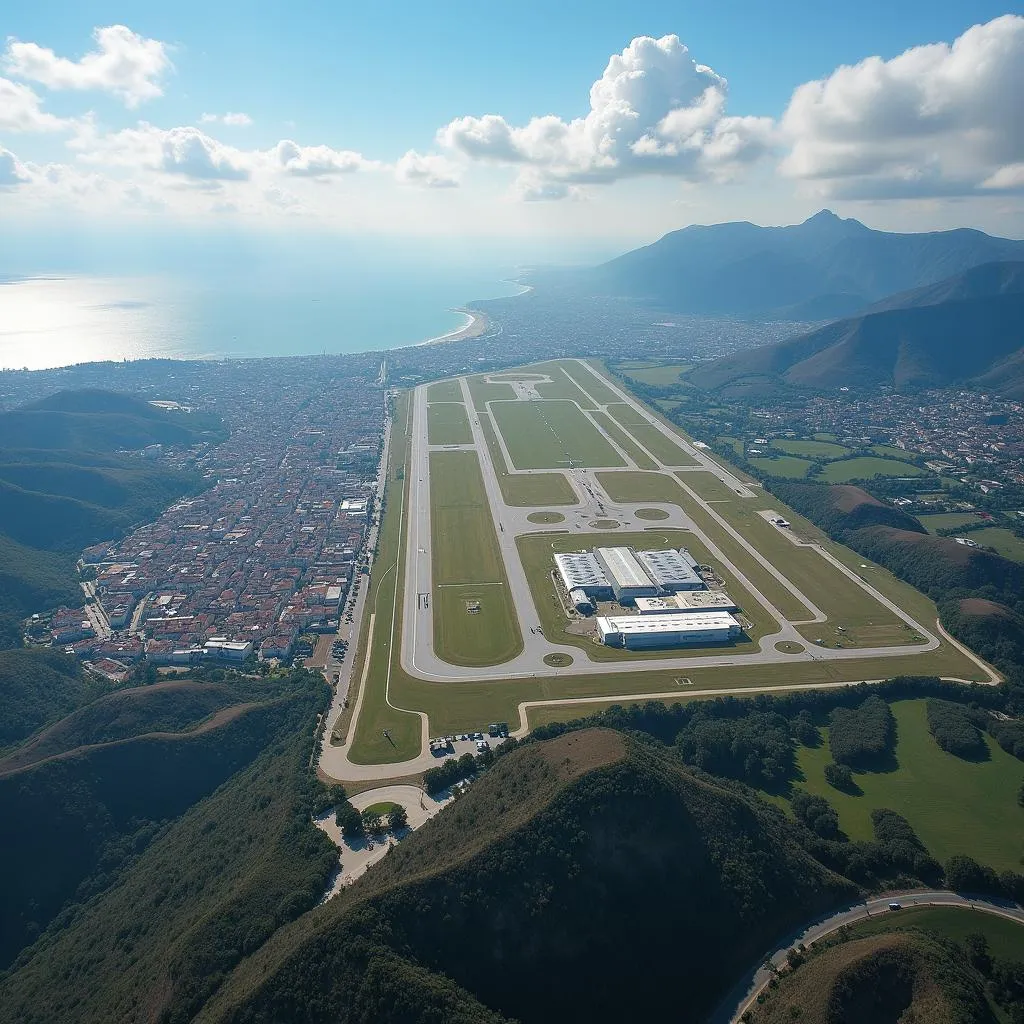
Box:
(713, 889), (1024, 1023)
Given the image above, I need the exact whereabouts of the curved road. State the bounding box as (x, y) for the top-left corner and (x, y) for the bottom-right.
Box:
(712, 889), (1024, 1024)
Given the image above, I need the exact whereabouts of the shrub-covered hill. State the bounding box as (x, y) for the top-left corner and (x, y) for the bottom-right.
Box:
(749, 931), (996, 1024)
(0, 648), (106, 751)
(0, 678), (247, 775)
(0, 674), (327, 974)
(197, 729), (856, 1024)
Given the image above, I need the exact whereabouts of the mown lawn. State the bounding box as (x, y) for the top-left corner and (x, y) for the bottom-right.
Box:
(790, 700), (1024, 873)
(972, 527), (1024, 564)
(918, 512), (984, 534)
(491, 399), (626, 470)
(426, 379), (463, 403)
(478, 414), (578, 506)
(749, 455), (812, 478)
(426, 402), (472, 445)
(772, 439), (851, 458)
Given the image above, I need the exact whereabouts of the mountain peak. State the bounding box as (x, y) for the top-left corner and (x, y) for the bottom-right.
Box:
(805, 209), (840, 223)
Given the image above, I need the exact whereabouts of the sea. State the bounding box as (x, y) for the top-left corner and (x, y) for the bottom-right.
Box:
(0, 234), (535, 371)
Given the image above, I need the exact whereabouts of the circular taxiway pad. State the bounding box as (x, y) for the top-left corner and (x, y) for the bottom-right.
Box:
(527, 510), (566, 524)
(635, 507), (670, 521)
(543, 652), (575, 668)
(774, 641), (806, 655)
(589, 519), (621, 529)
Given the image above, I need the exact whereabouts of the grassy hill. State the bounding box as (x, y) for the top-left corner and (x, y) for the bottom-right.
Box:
(194, 729), (855, 1024)
(749, 931), (996, 1023)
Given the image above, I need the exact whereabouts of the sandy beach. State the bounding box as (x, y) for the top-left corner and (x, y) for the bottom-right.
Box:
(416, 307), (491, 346)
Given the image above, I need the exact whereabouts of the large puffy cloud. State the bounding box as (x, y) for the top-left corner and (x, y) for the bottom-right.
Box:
(0, 146), (30, 187)
(0, 76), (69, 132)
(438, 34), (773, 196)
(780, 15), (1024, 197)
(395, 150), (459, 188)
(74, 123), (250, 181)
(268, 139), (374, 176)
(4, 25), (172, 107)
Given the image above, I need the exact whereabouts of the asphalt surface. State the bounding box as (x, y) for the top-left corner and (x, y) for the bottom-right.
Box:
(713, 889), (1024, 1023)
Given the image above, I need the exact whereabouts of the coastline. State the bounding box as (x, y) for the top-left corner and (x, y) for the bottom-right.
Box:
(415, 307), (490, 347)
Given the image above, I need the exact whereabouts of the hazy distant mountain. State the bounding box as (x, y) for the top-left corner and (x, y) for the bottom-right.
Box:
(688, 261), (1024, 396)
(571, 211), (1024, 320)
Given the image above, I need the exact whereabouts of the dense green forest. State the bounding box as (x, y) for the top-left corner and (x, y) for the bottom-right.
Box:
(0, 388), (223, 647)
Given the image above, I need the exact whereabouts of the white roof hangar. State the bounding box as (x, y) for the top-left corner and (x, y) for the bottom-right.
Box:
(596, 611), (741, 649)
(554, 552), (610, 594)
(635, 548), (704, 591)
(594, 546), (660, 600)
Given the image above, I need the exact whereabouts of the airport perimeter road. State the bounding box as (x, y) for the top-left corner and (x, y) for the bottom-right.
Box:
(714, 890), (1024, 1024)
(395, 361), (984, 684)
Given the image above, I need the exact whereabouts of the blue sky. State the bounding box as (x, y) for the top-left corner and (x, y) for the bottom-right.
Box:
(1, 2), (1022, 254)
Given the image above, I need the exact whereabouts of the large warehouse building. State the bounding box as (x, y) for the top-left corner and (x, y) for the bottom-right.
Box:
(594, 546), (662, 603)
(554, 552), (612, 600)
(597, 612), (741, 649)
(635, 549), (704, 591)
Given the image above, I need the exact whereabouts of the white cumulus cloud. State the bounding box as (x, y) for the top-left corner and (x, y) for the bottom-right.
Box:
(0, 76), (69, 132)
(200, 111), (253, 126)
(395, 150), (459, 188)
(269, 139), (374, 176)
(4, 24), (172, 107)
(438, 34), (773, 198)
(74, 123), (250, 181)
(0, 146), (30, 186)
(779, 14), (1024, 198)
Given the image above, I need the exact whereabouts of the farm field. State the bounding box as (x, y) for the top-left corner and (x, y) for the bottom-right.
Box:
(491, 398), (625, 470)
(918, 512), (985, 534)
(478, 414), (578, 506)
(426, 402), (472, 445)
(972, 527), (1024, 563)
(618, 362), (693, 387)
(849, 906), (1024, 962)
(820, 457), (927, 482)
(772, 439), (852, 458)
(749, 455), (812, 478)
(788, 700), (1024, 872)
(871, 444), (919, 462)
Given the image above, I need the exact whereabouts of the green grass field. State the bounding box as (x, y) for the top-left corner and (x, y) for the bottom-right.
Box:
(478, 414), (578, 506)
(972, 527), (1024, 563)
(871, 444), (920, 462)
(466, 374), (516, 411)
(918, 512), (984, 534)
(429, 450), (522, 666)
(605, 403), (698, 466)
(566, 360), (624, 404)
(787, 700), (1024, 872)
(491, 399), (626, 470)
(589, 410), (658, 469)
(772, 439), (852, 458)
(820, 457), (927, 482)
(533, 366), (597, 408)
(426, 402), (472, 445)
(749, 455), (813, 478)
(849, 906), (1024, 962)
(680, 471), (747, 502)
(619, 362), (693, 387)
(426, 379), (463, 403)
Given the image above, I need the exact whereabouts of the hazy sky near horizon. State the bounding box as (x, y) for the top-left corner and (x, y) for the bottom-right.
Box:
(2, 2), (1023, 258)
